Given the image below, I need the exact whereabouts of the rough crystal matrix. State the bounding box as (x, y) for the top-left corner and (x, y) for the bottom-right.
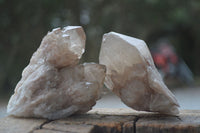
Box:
(7, 26), (106, 119)
(99, 32), (179, 115)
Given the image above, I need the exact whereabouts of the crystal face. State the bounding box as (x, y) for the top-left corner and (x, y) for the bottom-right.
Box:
(99, 32), (179, 115)
(7, 26), (106, 119)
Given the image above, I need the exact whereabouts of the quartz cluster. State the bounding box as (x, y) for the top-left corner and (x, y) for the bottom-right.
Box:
(7, 26), (106, 119)
(99, 32), (179, 115)
(7, 27), (179, 119)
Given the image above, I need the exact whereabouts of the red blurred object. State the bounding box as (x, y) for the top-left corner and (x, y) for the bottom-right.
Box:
(152, 43), (178, 74)
(151, 40), (194, 85)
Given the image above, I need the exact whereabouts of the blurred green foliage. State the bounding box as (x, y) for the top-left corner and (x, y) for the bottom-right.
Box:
(0, 0), (200, 95)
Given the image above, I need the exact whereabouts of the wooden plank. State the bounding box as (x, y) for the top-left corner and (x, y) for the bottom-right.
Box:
(43, 122), (94, 133)
(1, 109), (200, 133)
(122, 121), (134, 133)
(53, 113), (136, 133)
(136, 110), (200, 133)
(33, 129), (66, 133)
(0, 116), (47, 133)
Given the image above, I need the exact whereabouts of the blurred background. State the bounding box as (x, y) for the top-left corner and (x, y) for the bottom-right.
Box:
(0, 0), (200, 118)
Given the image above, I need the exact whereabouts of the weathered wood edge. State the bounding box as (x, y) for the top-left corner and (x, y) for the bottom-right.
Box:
(1, 109), (200, 133)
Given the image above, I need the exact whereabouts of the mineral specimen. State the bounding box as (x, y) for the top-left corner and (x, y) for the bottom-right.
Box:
(99, 32), (179, 115)
(7, 26), (106, 119)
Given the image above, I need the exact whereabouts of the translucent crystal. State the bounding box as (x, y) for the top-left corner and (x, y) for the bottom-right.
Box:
(7, 26), (106, 119)
(99, 32), (179, 115)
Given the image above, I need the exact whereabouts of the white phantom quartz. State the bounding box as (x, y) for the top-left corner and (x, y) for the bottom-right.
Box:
(99, 32), (180, 115)
(7, 26), (106, 119)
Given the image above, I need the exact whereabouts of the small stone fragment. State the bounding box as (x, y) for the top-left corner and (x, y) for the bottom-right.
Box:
(7, 26), (106, 119)
(99, 32), (179, 115)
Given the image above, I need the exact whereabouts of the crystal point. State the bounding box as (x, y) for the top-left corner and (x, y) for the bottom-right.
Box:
(99, 32), (179, 115)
